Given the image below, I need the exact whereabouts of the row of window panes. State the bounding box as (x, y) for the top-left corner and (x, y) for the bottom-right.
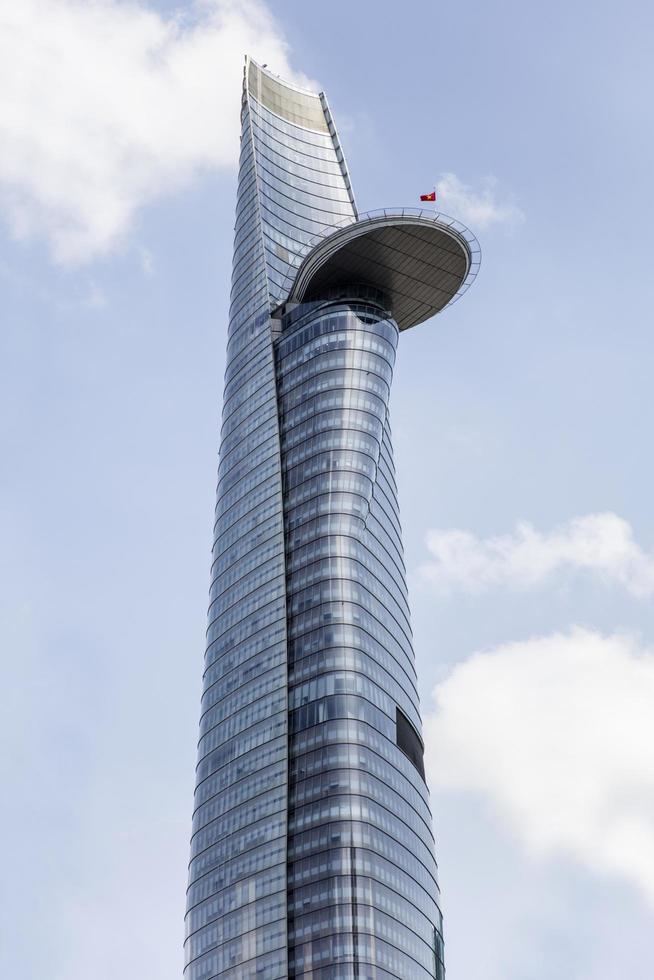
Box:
(280, 367), (390, 418)
(185, 888), (286, 960)
(256, 155), (353, 208)
(277, 349), (393, 402)
(289, 672), (395, 724)
(286, 564), (413, 649)
(281, 293), (391, 333)
(260, 218), (313, 266)
(277, 305), (397, 357)
(286, 581), (412, 668)
(209, 509), (280, 590)
(213, 475), (281, 546)
(284, 506), (407, 592)
(282, 426), (383, 474)
(203, 598), (285, 674)
(222, 334), (273, 407)
(288, 792), (436, 882)
(254, 134), (345, 183)
(288, 604), (415, 693)
(213, 472), (280, 540)
(259, 194), (338, 243)
(288, 633), (419, 720)
(185, 866), (286, 938)
(288, 902), (435, 974)
(209, 520), (281, 597)
(257, 179), (352, 234)
(287, 842), (438, 923)
(284, 488), (405, 569)
(220, 375), (276, 445)
(257, 172), (352, 225)
(190, 784), (287, 865)
(289, 767), (433, 844)
(289, 930), (433, 980)
(250, 100), (337, 154)
(288, 718), (431, 816)
(287, 645), (418, 733)
(212, 462), (280, 544)
(199, 661), (286, 738)
(201, 636), (286, 714)
(285, 545), (410, 629)
(281, 387), (388, 437)
(186, 833), (286, 910)
(193, 734), (287, 812)
(283, 450), (404, 533)
(205, 572), (284, 644)
(216, 433), (279, 501)
(229, 266), (270, 322)
(192, 758), (286, 835)
(184, 916), (286, 976)
(288, 871), (436, 951)
(287, 818), (437, 900)
(289, 742), (430, 829)
(255, 148), (352, 203)
(210, 493), (283, 572)
(287, 588), (414, 674)
(282, 407), (385, 457)
(220, 363), (275, 434)
(208, 531), (282, 603)
(200, 642), (286, 743)
(277, 327), (396, 379)
(202, 608), (287, 713)
(190, 791), (287, 866)
(286, 521), (408, 596)
(227, 279), (269, 332)
(198, 676), (286, 760)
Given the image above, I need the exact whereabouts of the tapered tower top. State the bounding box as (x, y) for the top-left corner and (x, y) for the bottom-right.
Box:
(245, 56), (480, 331)
(246, 57), (329, 132)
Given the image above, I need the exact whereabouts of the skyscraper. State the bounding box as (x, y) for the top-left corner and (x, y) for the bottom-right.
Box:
(184, 58), (479, 980)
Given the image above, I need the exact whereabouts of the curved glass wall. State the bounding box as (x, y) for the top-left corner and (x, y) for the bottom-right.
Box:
(184, 78), (291, 980)
(277, 297), (444, 978)
(185, 57), (445, 980)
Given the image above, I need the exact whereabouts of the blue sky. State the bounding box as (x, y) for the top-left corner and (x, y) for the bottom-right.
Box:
(2, 1), (654, 977)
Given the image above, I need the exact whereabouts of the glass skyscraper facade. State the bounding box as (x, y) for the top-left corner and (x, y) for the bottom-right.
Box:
(185, 58), (479, 980)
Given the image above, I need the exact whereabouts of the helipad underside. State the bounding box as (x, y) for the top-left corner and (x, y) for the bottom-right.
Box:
(286, 212), (477, 331)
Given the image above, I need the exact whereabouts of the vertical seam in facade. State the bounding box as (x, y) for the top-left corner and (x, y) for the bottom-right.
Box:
(320, 91), (359, 219)
(245, 55), (291, 975)
(183, 55), (465, 980)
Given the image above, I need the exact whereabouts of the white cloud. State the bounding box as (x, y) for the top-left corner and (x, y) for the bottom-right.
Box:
(435, 172), (524, 229)
(0, 0), (307, 263)
(425, 627), (654, 905)
(418, 512), (654, 597)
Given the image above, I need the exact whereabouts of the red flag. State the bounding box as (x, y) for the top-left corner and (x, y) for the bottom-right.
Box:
(420, 191), (436, 202)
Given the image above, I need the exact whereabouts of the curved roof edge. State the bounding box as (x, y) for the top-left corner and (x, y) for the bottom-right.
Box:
(245, 56), (329, 133)
(279, 209), (481, 332)
(244, 56), (357, 215)
(246, 55), (322, 99)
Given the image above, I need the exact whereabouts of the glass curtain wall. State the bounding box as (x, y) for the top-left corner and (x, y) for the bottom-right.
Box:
(277, 294), (443, 978)
(185, 58), (444, 980)
(184, 61), (358, 980)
